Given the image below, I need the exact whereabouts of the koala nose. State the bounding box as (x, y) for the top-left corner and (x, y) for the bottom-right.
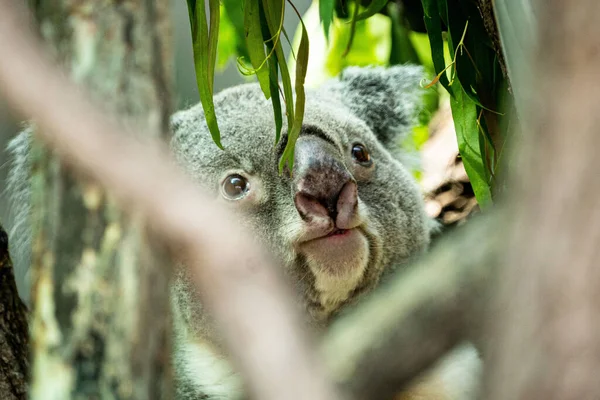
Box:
(292, 136), (358, 229)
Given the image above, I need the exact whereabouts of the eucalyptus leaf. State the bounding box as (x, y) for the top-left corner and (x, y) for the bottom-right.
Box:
(282, 27), (296, 60)
(186, 0), (197, 32)
(319, 0), (335, 40)
(187, 0), (222, 148)
(243, 0), (271, 98)
(356, 0), (388, 21)
(450, 82), (492, 206)
(260, 2), (283, 142)
(437, 0), (448, 26)
(279, 15), (310, 173)
(446, 4), (479, 96)
(388, 2), (420, 65)
(262, 0), (295, 136)
(268, 56), (284, 143)
(222, 0), (250, 62)
(422, 0), (452, 94)
(207, 0), (219, 94)
(343, 1), (360, 56)
(216, 4), (239, 69)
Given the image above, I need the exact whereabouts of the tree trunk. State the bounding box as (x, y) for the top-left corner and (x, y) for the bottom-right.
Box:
(0, 223), (29, 400)
(27, 2), (173, 399)
(484, 1), (600, 398)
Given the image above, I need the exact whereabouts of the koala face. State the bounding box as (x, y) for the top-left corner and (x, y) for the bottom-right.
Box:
(171, 66), (431, 329)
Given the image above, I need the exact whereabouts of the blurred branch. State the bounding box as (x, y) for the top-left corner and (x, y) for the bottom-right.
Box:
(325, 1), (600, 398)
(0, 2), (340, 400)
(323, 214), (500, 400)
(484, 1), (600, 398)
(0, 224), (29, 400)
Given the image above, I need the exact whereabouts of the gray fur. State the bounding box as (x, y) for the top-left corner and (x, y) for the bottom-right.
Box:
(169, 65), (432, 398)
(6, 66), (479, 399)
(324, 66), (424, 147)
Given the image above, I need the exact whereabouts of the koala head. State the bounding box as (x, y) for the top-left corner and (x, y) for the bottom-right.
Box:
(171, 66), (431, 335)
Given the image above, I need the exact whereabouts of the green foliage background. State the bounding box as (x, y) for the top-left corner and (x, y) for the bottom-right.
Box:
(187, 0), (512, 206)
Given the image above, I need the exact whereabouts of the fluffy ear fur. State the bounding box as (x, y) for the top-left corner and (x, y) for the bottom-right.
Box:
(323, 65), (424, 149)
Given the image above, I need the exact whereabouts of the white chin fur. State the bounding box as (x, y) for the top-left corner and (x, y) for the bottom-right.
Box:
(301, 229), (370, 313)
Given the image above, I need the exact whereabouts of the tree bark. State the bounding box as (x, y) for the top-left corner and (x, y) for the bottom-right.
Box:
(26, 2), (173, 399)
(0, 223), (29, 400)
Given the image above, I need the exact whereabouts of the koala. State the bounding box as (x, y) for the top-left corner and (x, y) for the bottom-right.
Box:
(6, 65), (481, 399)
(169, 66), (481, 399)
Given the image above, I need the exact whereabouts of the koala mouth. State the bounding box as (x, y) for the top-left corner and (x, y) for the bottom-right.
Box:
(299, 226), (370, 314)
(326, 228), (349, 237)
(300, 227), (368, 273)
(302, 226), (357, 246)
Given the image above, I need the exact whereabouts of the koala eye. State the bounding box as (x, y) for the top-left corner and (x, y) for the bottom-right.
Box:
(222, 174), (250, 200)
(351, 143), (372, 166)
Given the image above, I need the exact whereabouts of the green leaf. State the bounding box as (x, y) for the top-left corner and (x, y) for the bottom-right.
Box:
(281, 27), (296, 60)
(343, 1), (360, 56)
(319, 0), (335, 40)
(207, 0), (219, 94)
(449, 82), (492, 207)
(387, 2), (420, 65)
(222, 0), (250, 62)
(437, 0), (448, 26)
(216, 4), (238, 69)
(356, 0), (389, 21)
(186, 0), (197, 32)
(262, 0), (295, 137)
(320, 11), (390, 76)
(268, 56), (283, 143)
(279, 15), (309, 173)
(260, 1), (283, 142)
(421, 0), (452, 95)
(243, 0), (271, 98)
(187, 0), (222, 148)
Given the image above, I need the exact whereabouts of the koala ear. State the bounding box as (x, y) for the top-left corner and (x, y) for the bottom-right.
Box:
(169, 103), (204, 134)
(328, 65), (424, 147)
(169, 109), (187, 135)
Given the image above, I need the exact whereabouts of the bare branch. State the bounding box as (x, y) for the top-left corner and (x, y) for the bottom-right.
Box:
(0, 3), (341, 400)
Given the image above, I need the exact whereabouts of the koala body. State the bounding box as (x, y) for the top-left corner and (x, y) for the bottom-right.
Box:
(7, 66), (481, 399)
